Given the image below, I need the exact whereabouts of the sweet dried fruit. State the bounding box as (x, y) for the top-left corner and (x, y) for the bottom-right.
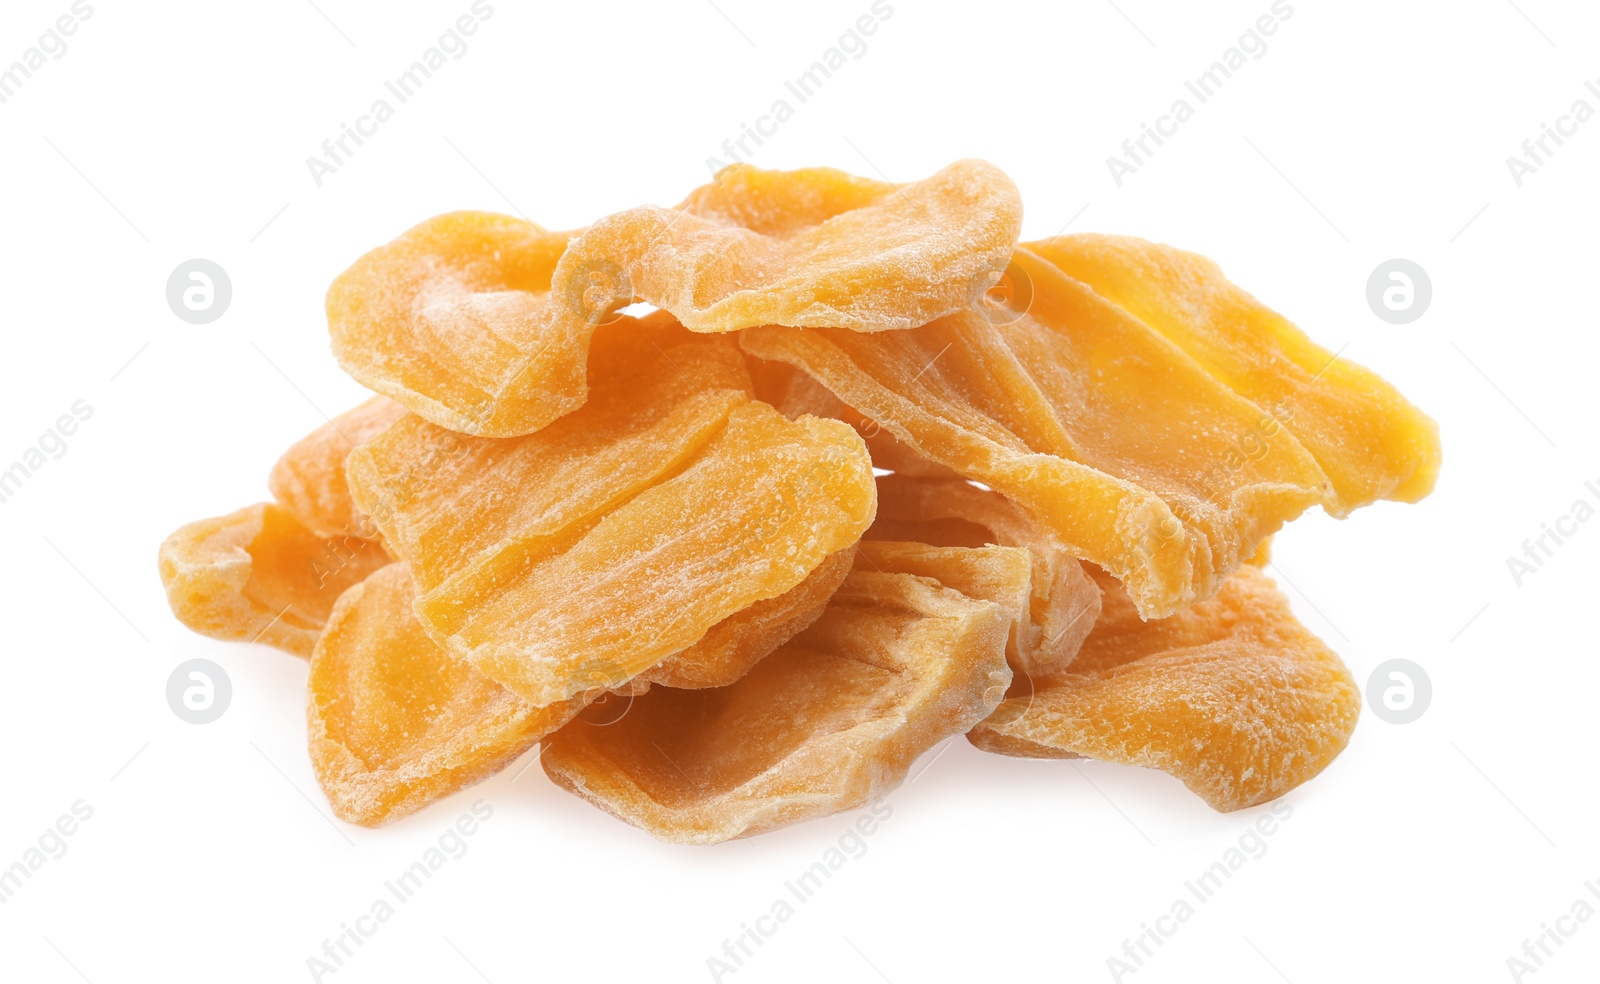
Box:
(348, 323), (876, 705)
(541, 568), (1012, 843)
(326, 212), (574, 437)
(755, 356), (959, 478)
(968, 565), (1359, 812)
(742, 247), (1332, 618)
(442, 403), (873, 706)
(1028, 235), (1442, 514)
(347, 316), (751, 593)
(158, 503), (390, 657)
(854, 539), (1031, 655)
(435, 161), (1019, 438)
(308, 563), (588, 826)
(865, 475), (1101, 676)
(268, 396), (406, 539)
(633, 546), (855, 690)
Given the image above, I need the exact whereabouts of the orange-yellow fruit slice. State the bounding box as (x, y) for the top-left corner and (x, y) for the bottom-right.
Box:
(1028, 234), (1442, 513)
(268, 396), (406, 540)
(158, 503), (390, 657)
(632, 545), (856, 690)
(309, 564), (589, 826)
(742, 247), (1331, 618)
(541, 568), (1012, 843)
(865, 475), (1101, 676)
(326, 212), (574, 437)
(968, 565), (1359, 812)
(432, 402), (876, 707)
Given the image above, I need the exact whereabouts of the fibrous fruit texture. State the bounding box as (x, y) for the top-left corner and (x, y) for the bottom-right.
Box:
(742, 247), (1333, 619)
(157, 158), (1436, 839)
(968, 565), (1360, 812)
(865, 474), (1101, 677)
(541, 568), (1012, 844)
(159, 502), (390, 657)
(308, 563), (589, 826)
(1026, 235), (1441, 514)
(346, 317), (877, 707)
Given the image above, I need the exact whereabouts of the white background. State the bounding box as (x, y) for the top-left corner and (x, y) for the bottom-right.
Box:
(1, 1), (1597, 981)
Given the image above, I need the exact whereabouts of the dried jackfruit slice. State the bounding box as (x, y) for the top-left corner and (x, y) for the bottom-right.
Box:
(157, 503), (390, 657)
(632, 545), (855, 691)
(308, 563), (588, 826)
(346, 319), (754, 594)
(326, 212), (574, 437)
(268, 396), (406, 540)
(968, 565), (1360, 812)
(434, 161), (1019, 438)
(865, 475), (1101, 676)
(541, 569), (1012, 844)
(854, 540), (1032, 661)
(742, 247), (1331, 618)
(1028, 234), (1442, 513)
(754, 356), (959, 478)
(431, 402), (875, 707)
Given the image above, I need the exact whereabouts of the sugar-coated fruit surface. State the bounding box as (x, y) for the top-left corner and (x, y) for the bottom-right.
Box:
(268, 396), (406, 539)
(866, 475), (1101, 677)
(439, 402), (874, 707)
(347, 318), (875, 705)
(151, 157), (1432, 835)
(345, 317), (876, 702)
(968, 565), (1360, 812)
(308, 563), (587, 826)
(1028, 235), (1442, 514)
(632, 546), (855, 690)
(742, 247), (1331, 618)
(854, 540), (1032, 660)
(158, 503), (391, 657)
(562, 160), (1021, 334)
(326, 212), (574, 437)
(346, 316), (754, 595)
(446, 161), (1021, 439)
(541, 569), (1012, 844)
(754, 356), (960, 478)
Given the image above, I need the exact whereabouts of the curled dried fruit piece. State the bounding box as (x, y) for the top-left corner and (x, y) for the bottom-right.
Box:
(436, 403), (875, 707)
(348, 322), (876, 706)
(541, 569), (1012, 844)
(1028, 235), (1442, 513)
(855, 540), (1032, 658)
(347, 318), (753, 594)
(442, 161), (1018, 438)
(158, 503), (390, 657)
(865, 475), (1101, 676)
(633, 546), (855, 690)
(268, 396), (406, 539)
(968, 566), (1359, 812)
(308, 564), (588, 826)
(742, 247), (1331, 618)
(755, 356), (958, 478)
(326, 212), (574, 437)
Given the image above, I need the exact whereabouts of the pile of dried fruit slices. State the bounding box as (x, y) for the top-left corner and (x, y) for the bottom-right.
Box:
(159, 159), (1440, 844)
